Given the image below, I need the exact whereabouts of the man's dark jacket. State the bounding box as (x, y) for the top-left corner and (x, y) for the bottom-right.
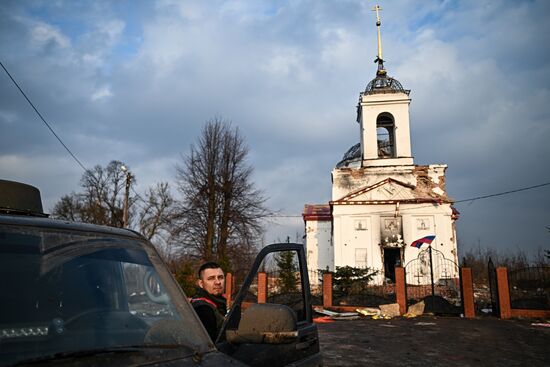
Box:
(191, 287), (227, 341)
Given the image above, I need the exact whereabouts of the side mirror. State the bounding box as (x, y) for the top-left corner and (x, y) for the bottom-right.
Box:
(226, 303), (298, 344)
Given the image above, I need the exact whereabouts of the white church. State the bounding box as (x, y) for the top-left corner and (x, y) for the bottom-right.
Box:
(303, 8), (459, 285)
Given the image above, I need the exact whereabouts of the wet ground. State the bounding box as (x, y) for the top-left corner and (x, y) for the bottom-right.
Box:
(317, 316), (550, 366)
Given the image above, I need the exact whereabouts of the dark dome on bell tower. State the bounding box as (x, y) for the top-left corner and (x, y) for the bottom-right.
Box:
(365, 75), (409, 95)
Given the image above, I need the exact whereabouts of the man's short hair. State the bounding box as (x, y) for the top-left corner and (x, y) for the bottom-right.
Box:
(198, 261), (222, 278)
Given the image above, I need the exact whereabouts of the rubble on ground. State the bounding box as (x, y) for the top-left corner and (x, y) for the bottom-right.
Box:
(403, 300), (425, 318)
(379, 303), (400, 317)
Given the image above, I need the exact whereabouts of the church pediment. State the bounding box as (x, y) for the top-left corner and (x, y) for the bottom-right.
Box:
(332, 178), (444, 204)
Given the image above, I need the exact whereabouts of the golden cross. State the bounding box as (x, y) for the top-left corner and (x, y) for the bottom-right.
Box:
(373, 5), (382, 26)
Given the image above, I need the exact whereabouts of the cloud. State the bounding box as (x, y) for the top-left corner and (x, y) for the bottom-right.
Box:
(0, 0), (549, 254)
(0, 110), (18, 125)
(91, 85), (113, 101)
(30, 22), (71, 48)
(0, 154), (82, 211)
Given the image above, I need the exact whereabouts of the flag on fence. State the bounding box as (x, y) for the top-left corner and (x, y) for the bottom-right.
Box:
(410, 235), (435, 249)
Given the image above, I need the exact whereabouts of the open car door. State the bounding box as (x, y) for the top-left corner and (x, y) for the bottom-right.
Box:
(216, 243), (322, 367)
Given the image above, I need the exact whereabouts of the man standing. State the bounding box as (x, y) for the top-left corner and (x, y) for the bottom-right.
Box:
(191, 262), (227, 341)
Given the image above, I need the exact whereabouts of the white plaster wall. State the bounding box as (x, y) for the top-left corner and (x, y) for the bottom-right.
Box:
(333, 203), (458, 285)
(358, 92), (413, 167)
(334, 216), (375, 267)
(305, 220), (333, 284)
(402, 203), (459, 284)
(332, 205), (390, 275)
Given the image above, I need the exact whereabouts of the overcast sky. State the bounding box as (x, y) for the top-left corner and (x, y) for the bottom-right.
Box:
(1, 0), (549, 257)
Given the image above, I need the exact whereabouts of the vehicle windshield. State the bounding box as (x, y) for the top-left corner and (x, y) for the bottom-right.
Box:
(0, 224), (211, 366)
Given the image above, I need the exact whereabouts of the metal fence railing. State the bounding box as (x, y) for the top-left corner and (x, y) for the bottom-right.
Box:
(508, 266), (550, 310)
(404, 245), (461, 314)
(312, 269), (397, 308)
(332, 283), (397, 307)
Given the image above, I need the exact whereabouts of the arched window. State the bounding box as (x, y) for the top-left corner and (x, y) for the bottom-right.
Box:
(376, 113), (395, 158)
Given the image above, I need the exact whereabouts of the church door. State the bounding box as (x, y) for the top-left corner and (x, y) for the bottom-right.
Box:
(383, 248), (401, 282)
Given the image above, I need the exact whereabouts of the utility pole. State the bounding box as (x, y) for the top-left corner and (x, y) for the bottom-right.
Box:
(121, 165), (132, 228)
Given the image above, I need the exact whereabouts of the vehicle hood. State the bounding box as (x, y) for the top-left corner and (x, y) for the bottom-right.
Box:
(12, 350), (248, 367)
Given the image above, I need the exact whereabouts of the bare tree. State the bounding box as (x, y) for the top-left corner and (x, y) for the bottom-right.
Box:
(52, 161), (175, 255)
(173, 118), (269, 270)
(52, 194), (81, 222)
(53, 160), (130, 227)
(137, 182), (176, 258)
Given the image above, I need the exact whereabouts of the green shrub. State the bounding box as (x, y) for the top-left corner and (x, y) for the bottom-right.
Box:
(322, 266), (378, 296)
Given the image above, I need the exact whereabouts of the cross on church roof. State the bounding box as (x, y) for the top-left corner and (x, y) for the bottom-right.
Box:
(363, 5), (409, 95)
(373, 5), (386, 77)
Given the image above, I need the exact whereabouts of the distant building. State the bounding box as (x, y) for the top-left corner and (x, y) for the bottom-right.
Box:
(303, 8), (459, 285)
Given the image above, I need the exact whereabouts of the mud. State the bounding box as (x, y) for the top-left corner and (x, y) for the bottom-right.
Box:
(318, 316), (550, 366)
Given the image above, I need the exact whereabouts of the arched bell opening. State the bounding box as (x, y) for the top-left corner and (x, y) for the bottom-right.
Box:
(376, 113), (395, 158)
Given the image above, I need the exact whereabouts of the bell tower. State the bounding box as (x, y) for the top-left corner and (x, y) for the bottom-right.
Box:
(357, 5), (413, 167)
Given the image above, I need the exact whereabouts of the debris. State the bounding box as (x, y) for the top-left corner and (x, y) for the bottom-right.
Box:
(372, 314), (392, 320)
(531, 323), (550, 328)
(481, 308), (492, 314)
(330, 315), (360, 320)
(356, 308), (381, 317)
(379, 303), (400, 318)
(405, 301), (425, 317)
(314, 307), (357, 317)
(356, 307), (393, 320)
(415, 322), (436, 326)
(313, 307), (360, 320)
(313, 316), (334, 324)
(379, 324), (397, 328)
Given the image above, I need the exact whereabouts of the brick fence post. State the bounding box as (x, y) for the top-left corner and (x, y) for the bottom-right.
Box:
(496, 267), (511, 319)
(224, 272), (233, 306)
(460, 267), (475, 318)
(257, 272), (267, 304)
(323, 272), (333, 308)
(395, 267), (407, 315)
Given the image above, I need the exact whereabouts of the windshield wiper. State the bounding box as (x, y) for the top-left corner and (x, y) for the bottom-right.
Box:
(11, 344), (193, 365)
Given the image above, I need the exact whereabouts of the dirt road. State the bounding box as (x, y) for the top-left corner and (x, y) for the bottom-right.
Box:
(317, 316), (550, 366)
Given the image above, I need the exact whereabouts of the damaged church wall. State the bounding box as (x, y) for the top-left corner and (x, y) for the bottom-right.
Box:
(332, 164), (449, 201)
(326, 161), (458, 285)
(332, 207), (383, 283)
(332, 201), (458, 284)
(304, 10), (459, 286)
(401, 203), (459, 280)
(304, 219), (333, 281)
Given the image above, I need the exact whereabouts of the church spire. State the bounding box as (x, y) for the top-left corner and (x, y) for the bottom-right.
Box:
(363, 5), (409, 95)
(373, 5), (386, 77)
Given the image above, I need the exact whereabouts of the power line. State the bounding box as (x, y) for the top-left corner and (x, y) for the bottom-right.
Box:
(268, 180), (550, 218)
(368, 181), (550, 215)
(3, 59), (548, 216)
(1, 60), (150, 207)
(454, 182), (550, 204)
(0, 60), (88, 172)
